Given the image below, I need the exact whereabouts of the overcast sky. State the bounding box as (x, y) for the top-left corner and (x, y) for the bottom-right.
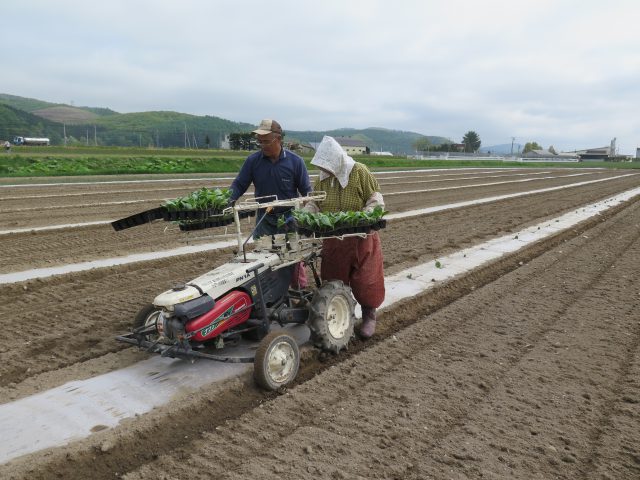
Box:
(2, 0), (639, 154)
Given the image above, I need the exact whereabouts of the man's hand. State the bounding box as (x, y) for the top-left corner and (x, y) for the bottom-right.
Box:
(284, 216), (298, 232)
(223, 199), (236, 214)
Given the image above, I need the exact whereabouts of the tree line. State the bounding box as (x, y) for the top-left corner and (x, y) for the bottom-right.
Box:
(413, 130), (481, 153)
(412, 132), (559, 155)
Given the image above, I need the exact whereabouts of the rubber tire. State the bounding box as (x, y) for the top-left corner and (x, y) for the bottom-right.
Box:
(133, 303), (162, 342)
(308, 280), (355, 353)
(253, 331), (300, 391)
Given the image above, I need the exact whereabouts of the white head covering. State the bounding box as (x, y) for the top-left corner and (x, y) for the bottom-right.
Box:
(310, 136), (355, 188)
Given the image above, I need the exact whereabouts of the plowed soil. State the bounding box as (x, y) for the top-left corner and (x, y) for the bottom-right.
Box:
(1, 167), (639, 480)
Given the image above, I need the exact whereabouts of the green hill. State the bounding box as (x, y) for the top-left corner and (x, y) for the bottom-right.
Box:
(0, 93), (118, 123)
(63, 111), (256, 148)
(0, 93), (445, 153)
(0, 93), (58, 112)
(33, 105), (101, 124)
(0, 104), (64, 143)
(291, 127), (450, 154)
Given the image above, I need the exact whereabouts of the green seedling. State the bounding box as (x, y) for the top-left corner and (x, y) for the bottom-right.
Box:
(285, 205), (388, 231)
(163, 187), (231, 212)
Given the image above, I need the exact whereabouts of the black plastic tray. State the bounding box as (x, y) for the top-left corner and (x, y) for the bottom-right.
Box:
(113, 207), (257, 231)
(111, 207), (165, 231)
(177, 210), (256, 231)
(178, 216), (234, 231)
(297, 219), (386, 238)
(162, 208), (220, 221)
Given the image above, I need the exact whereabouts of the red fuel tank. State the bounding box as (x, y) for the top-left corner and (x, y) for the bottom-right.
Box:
(185, 290), (252, 342)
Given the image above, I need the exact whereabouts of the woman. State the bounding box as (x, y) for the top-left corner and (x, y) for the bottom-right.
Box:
(305, 136), (385, 338)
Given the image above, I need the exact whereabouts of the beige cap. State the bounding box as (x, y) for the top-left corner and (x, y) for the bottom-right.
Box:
(252, 119), (283, 135)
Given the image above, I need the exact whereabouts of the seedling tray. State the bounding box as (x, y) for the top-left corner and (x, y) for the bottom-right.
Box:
(113, 207), (256, 231)
(111, 207), (165, 231)
(162, 207), (223, 221)
(297, 219), (386, 238)
(179, 216), (234, 231)
(177, 210), (256, 232)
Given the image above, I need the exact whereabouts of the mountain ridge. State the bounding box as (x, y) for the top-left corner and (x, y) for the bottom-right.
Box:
(0, 93), (450, 153)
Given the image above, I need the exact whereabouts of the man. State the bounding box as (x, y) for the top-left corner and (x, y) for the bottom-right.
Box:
(228, 119), (312, 286)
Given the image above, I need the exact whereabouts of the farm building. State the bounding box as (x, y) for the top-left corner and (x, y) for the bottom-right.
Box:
(574, 146), (611, 161)
(308, 137), (370, 155)
(522, 149), (556, 158)
(333, 137), (369, 155)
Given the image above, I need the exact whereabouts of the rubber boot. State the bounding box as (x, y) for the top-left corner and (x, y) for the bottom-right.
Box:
(359, 307), (377, 339)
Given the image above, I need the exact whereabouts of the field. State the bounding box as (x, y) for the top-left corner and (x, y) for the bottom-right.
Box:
(3, 146), (639, 176)
(0, 167), (639, 479)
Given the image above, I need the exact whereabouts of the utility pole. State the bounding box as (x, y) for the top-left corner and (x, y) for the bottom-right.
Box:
(510, 137), (515, 156)
(94, 125), (97, 146)
(86, 129), (89, 146)
(63, 123), (67, 147)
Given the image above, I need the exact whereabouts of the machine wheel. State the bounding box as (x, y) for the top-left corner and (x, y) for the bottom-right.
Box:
(308, 280), (355, 353)
(253, 331), (300, 391)
(132, 303), (162, 342)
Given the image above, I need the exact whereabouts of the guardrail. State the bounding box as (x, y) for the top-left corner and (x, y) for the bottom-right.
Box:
(517, 157), (579, 163)
(407, 154), (504, 161)
(406, 154), (580, 162)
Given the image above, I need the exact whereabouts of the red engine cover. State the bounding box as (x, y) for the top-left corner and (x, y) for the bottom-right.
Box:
(185, 290), (252, 342)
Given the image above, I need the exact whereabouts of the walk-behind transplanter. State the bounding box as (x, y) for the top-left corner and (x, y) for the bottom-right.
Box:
(111, 192), (363, 390)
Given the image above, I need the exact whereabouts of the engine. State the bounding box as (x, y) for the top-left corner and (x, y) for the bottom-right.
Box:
(158, 290), (252, 342)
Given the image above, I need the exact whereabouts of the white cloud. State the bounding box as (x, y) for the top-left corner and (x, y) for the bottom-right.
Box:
(1, 0), (639, 153)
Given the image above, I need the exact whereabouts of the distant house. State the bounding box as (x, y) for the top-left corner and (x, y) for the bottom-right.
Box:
(220, 134), (230, 150)
(522, 149), (581, 162)
(285, 141), (314, 154)
(555, 151), (580, 160)
(572, 146), (611, 161)
(522, 149), (556, 158)
(333, 137), (369, 155)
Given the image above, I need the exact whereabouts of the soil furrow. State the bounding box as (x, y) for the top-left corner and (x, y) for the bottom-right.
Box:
(410, 201), (640, 479)
(1, 181), (636, 389)
(117, 183), (640, 480)
(2, 184), (637, 480)
(0, 171), (559, 209)
(1, 173), (637, 274)
(0, 171), (632, 230)
(1, 170), (639, 480)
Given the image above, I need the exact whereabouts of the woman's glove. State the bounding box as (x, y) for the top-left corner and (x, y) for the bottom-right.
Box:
(364, 192), (385, 213)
